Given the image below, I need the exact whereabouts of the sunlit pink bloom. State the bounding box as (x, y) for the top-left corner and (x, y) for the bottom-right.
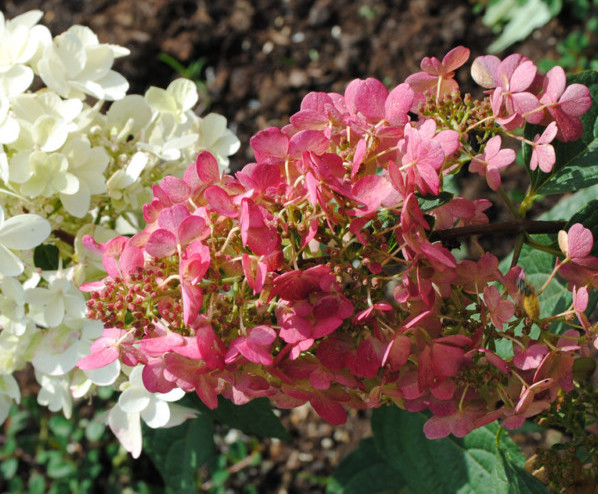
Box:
(406, 46), (470, 99)
(529, 122), (557, 173)
(539, 65), (592, 142)
(344, 77), (388, 122)
(573, 286), (591, 331)
(478, 54), (540, 129)
(242, 253), (268, 295)
(512, 343), (549, 370)
(423, 402), (486, 439)
(558, 223), (596, 262)
(483, 285), (514, 330)
(225, 325), (277, 366)
(469, 136), (515, 190)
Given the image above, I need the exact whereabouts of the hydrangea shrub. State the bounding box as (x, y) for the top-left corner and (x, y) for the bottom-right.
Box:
(2, 11), (598, 493)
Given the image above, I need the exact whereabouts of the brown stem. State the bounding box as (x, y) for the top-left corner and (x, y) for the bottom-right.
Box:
(52, 229), (75, 246)
(430, 220), (566, 243)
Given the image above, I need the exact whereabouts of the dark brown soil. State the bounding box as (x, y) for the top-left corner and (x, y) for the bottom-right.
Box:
(0, 0), (569, 491)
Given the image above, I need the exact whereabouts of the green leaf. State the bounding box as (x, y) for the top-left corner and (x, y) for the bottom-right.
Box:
(417, 191), (454, 212)
(371, 406), (548, 494)
(143, 413), (215, 494)
(191, 396), (291, 440)
(33, 244), (60, 271)
(524, 71), (598, 195)
(484, 0), (561, 53)
(27, 472), (46, 494)
(0, 457), (18, 479)
(327, 437), (407, 494)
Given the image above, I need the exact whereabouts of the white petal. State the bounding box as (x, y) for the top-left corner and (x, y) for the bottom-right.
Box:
(33, 115), (67, 152)
(12, 10), (44, 28)
(125, 152), (148, 180)
(53, 31), (86, 75)
(0, 214), (50, 249)
(145, 87), (177, 113)
(118, 386), (151, 414)
(0, 64), (34, 97)
(140, 398), (170, 428)
(0, 116), (19, 144)
(84, 359), (120, 386)
(108, 406), (142, 458)
(156, 387), (185, 402)
(32, 331), (79, 375)
(0, 245), (24, 276)
(200, 113), (227, 145)
(24, 287), (51, 305)
(43, 296), (65, 327)
(96, 71), (129, 101)
(0, 396), (12, 424)
(78, 45), (113, 81)
(168, 79), (198, 112)
(38, 56), (71, 97)
(61, 183), (90, 218)
(163, 403), (198, 427)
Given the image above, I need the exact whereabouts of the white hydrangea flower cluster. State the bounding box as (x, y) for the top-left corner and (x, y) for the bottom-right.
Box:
(0, 10), (239, 456)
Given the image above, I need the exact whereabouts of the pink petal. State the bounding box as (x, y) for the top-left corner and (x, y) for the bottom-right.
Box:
(195, 152), (221, 183)
(509, 60), (537, 93)
(77, 346), (119, 370)
(543, 66), (567, 102)
(310, 395), (347, 425)
(442, 46), (470, 72)
(159, 176), (190, 203)
(344, 78), (388, 121)
(352, 175), (393, 213)
(384, 83), (414, 125)
(568, 223), (594, 259)
(288, 129), (330, 157)
(250, 127), (289, 163)
(158, 204), (190, 233)
(405, 71), (438, 93)
(573, 286), (589, 312)
(471, 55), (501, 88)
(178, 215), (209, 245)
(531, 143), (555, 173)
(559, 83), (592, 117)
(119, 243), (145, 276)
(434, 130), (460, 156)
(423, 415), (451, 439)
(248, 325), (277, 345)
(145, 229), (177, 258)
(204, 185), (237, 218)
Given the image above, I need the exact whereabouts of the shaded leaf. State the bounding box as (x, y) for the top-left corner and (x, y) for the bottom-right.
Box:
(327, 437), (407, 494)
(371, 406), (548, 494)
(143, 413), (215, 494)
(33, 244), (60, 271)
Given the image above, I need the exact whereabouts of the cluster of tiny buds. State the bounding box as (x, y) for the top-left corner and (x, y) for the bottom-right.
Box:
(86, 261), (173, 330)
(526, 447), (596, 493)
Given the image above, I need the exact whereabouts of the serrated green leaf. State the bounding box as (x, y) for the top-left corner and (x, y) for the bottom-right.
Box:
(371, 406), (548, 494)
(542, 184), (598, 221)
(327, 437), (406, 494)
(33, 244), (60, 271)
(524, 71), (598, 195)
(143, 413), (215, 494)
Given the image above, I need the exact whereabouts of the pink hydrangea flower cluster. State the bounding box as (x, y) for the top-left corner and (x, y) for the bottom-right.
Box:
(78, 48), (598, 438)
